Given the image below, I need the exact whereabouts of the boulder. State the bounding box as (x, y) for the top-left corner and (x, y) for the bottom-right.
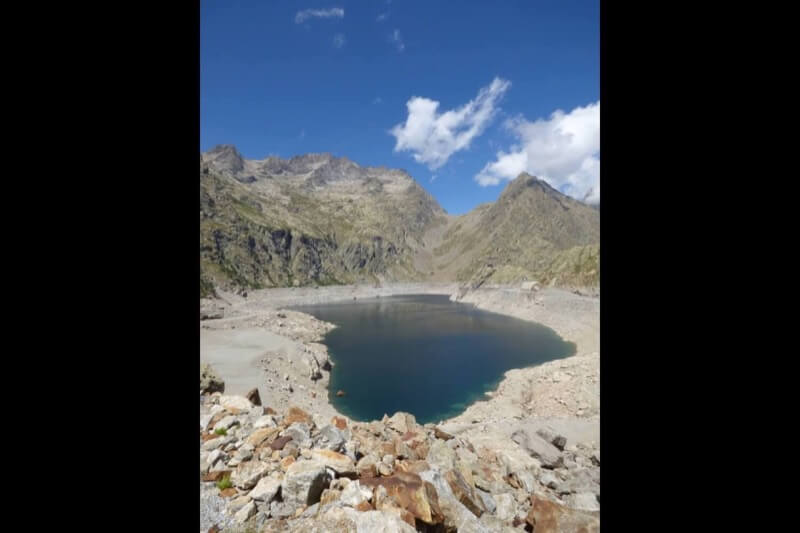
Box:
(445, 469), (485, 517)
(283, 423), (311, 444)
(511, 429), (563, 469)
(419, 469), (490, 533)
(316, 425), (346, 452)
(494, 493), (517, 522)
(310, 449), (356, 475)
(526, 493), (599, 533)
(434, 427), (455, 441)
(385, 412), (416, 435)
(535, 427), (567, 451)
(271, 435), (293, 451)
(200, 363), (225, 394)
(231, 460), (270, 490)
(253, 415), (277, 429)
(282, 460), (333, 509)
(360, 471), (444, 525)
(567, 492), (600, 512)
(246, 388), (262, 406)
(339, 480), (373, 508)
(234, 501), (257, 523)
(249, 475), (282, 503)
(246, 427), (279, 448)
(219, 395), (253, 411)
(213, 415), (239, 432)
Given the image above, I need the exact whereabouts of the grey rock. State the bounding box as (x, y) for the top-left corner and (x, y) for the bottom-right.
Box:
(539, 471), (559, 489)
(234, 501), (256, 523)
(213, 415), (239, 432)
(281, 460), (333, 509)
(420, 469), (490, 533)
(249, 475), (282, 503)
(202, 435), (235, 451)
(511, 429), (563, 469)
(231, 461), (270, 490)
(535, 427), (567, 450)
(270, 501), (295, 519)
(494, 492), (517, 521)
(567, 492), (600, 512)
(476, 489), (496, 514)
(200, 414), (214, 432)
(316, 425), (346, 452)
(253, 415), (278, 429)
(283, 422), (311, 443)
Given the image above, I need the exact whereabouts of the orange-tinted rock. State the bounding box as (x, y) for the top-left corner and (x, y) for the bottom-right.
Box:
(395, 460), (431, 475)
(434, 427), (454, 441)
(360, 471), (444, 525)
(202, 470), (232, 482)
(355, 500), (373, 512)
(280, 456), (296, 471)
(526, 494), (600, 533)
(381, 442), (396, 456)
(336, 390), (346, 397)
(265, 407), (277, 415)
(445, 469), (484, 517)
(219, 487), (238, 498)
(201, 433), (220, 442)
(332, 416), (348, 430)
(285, 406), (313, 425)
(246, 427), (279, 447)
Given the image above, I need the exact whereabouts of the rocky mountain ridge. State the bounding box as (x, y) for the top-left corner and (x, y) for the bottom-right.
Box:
(200, 146), (599, 296)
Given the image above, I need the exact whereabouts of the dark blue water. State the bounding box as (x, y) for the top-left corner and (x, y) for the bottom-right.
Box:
(290, 294), (575, 424)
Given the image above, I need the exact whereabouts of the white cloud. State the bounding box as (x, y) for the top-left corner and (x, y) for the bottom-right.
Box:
(295, 7), (344, 24)
(475, 101), (600, 204)
(390, 77), (511, 170)
(389, 29), (405, 52)
(333, 33), (346, 48)
(377, 12), (389, 22)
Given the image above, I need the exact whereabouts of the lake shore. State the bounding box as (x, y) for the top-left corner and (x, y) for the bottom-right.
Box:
(200, 282), (599, 445)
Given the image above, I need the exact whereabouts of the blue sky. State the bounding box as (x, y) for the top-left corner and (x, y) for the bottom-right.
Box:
(201, 0), (599, 214)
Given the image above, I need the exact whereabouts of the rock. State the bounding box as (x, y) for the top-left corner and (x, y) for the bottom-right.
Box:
(200, 363), (225, 394)
(357, 454), (379, 478)
(207, 449), (225, 466)
(229, 495), (252, 513)
(526, 493), (599, 532)
(476, 489), (496, 514)
(339, 480), (373, 507)
(343, 439), (360, 461)
(336, 390), (346, 397)
(234, 501), (256, 523)
(310, 449), (356, 474)
(567, 492), (600, 512)
(494, 493), (517, 521)
(271, 435), (293, 451)
(535, 427), (567, 451)
(269, 500), (295, 519)
(419, 469), (489, 532)
(316, 425), (346, 452)
(385, 412), (416, 435)
(245, 388), (262, 406)
(283, 422), (311, 443)
(331, 416), (347, 430)
(249, 475), (282, 503)
(511, 429), (563, 469)
(246, 427), (279, 448)
(539, 471), (559, 489)
(285, 406), (313, 425)
(254, 415), (277, 429)
(201, 470), (231, 483)
(213, 415), (239, 432)
(219, 395), (253, 411)
(426, 439), (457, 471)
(202, 435), (235, 452)
(445, 469), (485, 517)
(591, 451), (600, 466)
(200, 414), (214, 432)
(360, 471), (444, 525)
(282, 460), (333, 509)
(434, 427), (455, 441)
(231, 460), (270, 490)
(378, 462), (394, 477)
(219, 487), (237, 499)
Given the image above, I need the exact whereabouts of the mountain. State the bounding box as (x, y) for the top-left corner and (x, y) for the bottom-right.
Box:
(431, 173), (600, 288)
(200, 146), (448, 295)
(200, 146), (599, 296)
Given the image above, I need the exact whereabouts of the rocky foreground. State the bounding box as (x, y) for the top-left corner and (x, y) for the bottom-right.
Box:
(200, 393), (599, 533)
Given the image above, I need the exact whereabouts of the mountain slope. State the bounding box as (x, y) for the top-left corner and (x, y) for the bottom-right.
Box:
(430, 173), (600, 288)
(200, 147), (599, 295)
(200, 146), (448, 295)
